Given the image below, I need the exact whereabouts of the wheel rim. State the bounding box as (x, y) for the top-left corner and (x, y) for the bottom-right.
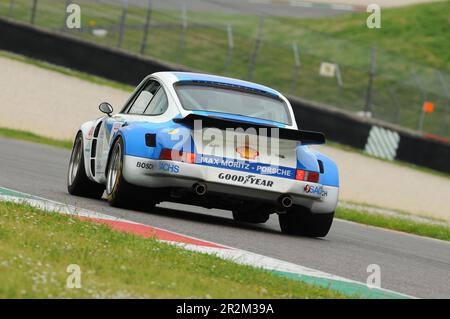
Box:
(106, 142), (122, 195)
(68, 137), (82, 186)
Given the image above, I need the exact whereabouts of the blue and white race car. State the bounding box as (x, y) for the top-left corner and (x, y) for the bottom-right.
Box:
(67, 72), (339, 237)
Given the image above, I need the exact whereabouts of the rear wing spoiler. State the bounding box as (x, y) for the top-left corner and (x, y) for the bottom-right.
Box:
(174, 114), (326, 145)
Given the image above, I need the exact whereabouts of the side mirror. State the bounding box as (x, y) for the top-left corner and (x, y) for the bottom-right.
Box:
(99, 102), (113, 116)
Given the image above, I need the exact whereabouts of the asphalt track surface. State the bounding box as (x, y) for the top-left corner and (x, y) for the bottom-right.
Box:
(1, 137), (449, 298)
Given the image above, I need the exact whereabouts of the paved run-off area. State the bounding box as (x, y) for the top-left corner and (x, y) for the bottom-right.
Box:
(0, 55), (449, 220)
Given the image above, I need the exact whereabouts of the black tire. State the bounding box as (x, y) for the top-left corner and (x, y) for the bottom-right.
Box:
(67, 132), (105, 199)
(105, 137), (156, 211)
(279, 205), (334, 237)
(232, 209), (270, 224)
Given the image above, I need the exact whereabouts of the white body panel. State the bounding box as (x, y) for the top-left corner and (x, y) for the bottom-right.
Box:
(122, 155), (338, 214)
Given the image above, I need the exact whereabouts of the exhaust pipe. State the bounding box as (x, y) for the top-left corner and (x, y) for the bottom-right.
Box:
(193, 183), (207, 196)
(279, 195), (293, 209)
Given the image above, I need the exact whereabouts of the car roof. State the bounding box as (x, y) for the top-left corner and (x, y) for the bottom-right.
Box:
(158, 71), (282, 97)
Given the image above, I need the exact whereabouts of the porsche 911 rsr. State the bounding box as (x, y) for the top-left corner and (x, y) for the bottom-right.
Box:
(67, 72), (339, 237)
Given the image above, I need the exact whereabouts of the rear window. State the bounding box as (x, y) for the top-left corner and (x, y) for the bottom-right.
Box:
(174, 83), (292, 125)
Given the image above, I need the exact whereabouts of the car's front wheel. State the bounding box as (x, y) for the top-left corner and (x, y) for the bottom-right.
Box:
(278, 205), (334, 237)
(67, 132), (105, 199)
(105, 137), (156, 211)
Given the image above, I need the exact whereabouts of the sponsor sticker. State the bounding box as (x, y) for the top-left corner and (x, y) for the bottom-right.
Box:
(236, 146), (259, 160)
(159, 162), (180, 174)
(304, 184), (323, 195)
(199, 155), (295, 179)
(136, 162), (153, 170)
(112, 122), (122, 134)
(218, 173), (274, 188)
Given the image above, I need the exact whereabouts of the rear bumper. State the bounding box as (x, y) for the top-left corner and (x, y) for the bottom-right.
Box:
(122, 155), (338, 214)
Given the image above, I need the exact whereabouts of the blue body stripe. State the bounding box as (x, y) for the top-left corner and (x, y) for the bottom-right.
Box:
(197, 155), (296, 179)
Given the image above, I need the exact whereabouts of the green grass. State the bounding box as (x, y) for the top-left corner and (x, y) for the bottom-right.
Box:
(1, 0), (449, 138)
(266, 2), (450, 70)
(0, 201), (347, 298)
(0, 127), (72, 149)
(336, 207), (450, 242)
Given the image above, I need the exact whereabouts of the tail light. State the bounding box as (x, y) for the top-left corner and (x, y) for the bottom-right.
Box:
(159, 148), (195, 164)
(295, 169), (320, 183)
(307, 172), (320, 183)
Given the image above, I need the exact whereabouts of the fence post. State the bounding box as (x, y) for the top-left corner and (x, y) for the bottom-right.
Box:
(335, 64), (343, 106)
(289, 41), (301, 94)
(247, 15), (265, 81)
(224, 25), (234, 75)
(117, 0), (128, 48)
(387, 88), (401, 124)
(30, 0), (38, 25)
(177, 4), (188, 64)
(364, 46), (376, 114)
(8, 0), (14, 17)
(140, 0), (152, 55)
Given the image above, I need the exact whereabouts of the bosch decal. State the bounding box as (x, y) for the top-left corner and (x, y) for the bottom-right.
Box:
(136, 162), (153, 170)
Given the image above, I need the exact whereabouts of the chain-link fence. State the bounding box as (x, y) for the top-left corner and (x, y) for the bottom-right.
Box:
(1, 0), (449, 139)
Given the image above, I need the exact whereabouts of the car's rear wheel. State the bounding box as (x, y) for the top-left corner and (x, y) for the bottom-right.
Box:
(67, 132), (105, 198)
(232, 208), (270, 224)
(278, 205), (334, 237)
(105, 137), (156, 211)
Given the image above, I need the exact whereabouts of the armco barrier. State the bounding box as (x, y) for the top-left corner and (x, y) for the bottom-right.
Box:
(0, 18), (449, 174)
(0, 18), (189, 86)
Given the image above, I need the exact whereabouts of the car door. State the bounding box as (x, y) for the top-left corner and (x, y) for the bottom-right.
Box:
(93, 79), (168, 182)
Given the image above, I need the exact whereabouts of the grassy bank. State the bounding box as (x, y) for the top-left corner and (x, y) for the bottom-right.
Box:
(0, 127), (72, 149)
(269, 2), (450, 70)
(336, 207), (450, 242)
(0, 201), (346, 298)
